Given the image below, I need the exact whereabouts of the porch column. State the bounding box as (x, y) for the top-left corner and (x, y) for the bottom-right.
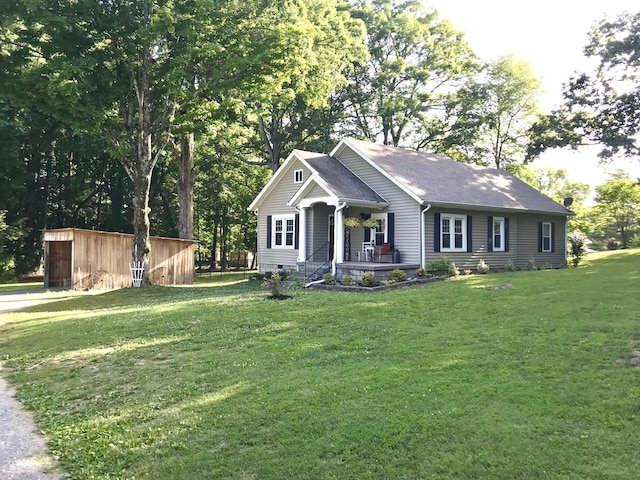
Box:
(335, 204), (345, 264)
(297, 207), (307, 262)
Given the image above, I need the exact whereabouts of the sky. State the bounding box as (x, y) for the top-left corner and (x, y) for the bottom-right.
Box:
(424, 0), (640, 194)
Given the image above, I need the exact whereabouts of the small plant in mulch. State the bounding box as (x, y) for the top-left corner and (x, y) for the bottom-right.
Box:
(323, 273), (337, 284)
(262, 273), (292, 300)
(415, 267), (425, 277)
(341, 275), (356, 286)
(361, 271), (378, 287)
(504, 259), (516, 272)
(389, 268), (407, 283)
(477, 259), (490, 274)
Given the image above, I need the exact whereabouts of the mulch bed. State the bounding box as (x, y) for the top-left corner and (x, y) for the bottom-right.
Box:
(308, 276), (445, 293)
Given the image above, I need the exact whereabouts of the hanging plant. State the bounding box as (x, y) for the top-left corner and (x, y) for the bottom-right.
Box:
(362, 217), (378, 228)
(343, 217), (361, 229)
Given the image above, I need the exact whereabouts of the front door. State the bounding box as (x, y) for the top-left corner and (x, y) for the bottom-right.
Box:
(328, 215), (334, 260)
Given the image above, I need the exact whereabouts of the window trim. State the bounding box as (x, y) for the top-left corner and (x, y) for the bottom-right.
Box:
(370, 212), (387, 246)
(272, 214), (296, 249)
(293, 169), (304, 184)
(541, 221), (552, 252)
(440, 214), (467, 252)
(492, 217), (505, 252)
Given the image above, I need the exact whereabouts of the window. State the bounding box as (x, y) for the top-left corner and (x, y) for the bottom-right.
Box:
(541, 222), (552, 252)
(273, 215), (295, 248)
(371, 213), (386, 245)
(441, 214), (467, 251)
(493, 217), (505, 252)
(294, 169), (304, 184)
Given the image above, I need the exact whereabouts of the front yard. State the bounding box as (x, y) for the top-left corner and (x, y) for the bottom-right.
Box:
(1, 250), (639, 479)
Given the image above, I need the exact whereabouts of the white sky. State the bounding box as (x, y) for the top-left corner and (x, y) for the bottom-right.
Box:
(424, 0), (640, 193)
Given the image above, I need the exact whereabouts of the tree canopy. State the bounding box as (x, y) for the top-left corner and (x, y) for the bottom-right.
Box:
(528, 11), (640, 161)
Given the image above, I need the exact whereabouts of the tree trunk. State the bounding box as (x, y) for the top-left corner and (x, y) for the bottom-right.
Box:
(210, 221), (218, 270)
(131, 164), (153, 281)
(177, 133), (195, 239)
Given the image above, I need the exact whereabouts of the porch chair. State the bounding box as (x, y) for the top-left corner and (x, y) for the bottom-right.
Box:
(374, 242), (392, 263)
(358, 241), (375, 262)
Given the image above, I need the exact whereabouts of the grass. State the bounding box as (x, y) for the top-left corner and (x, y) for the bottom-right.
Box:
(0, 281), (42, 293)
(1, 251), (639, 479)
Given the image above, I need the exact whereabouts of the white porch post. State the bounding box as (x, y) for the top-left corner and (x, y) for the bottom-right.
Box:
(297, 207), (307, 262)
(335, 204), (345, 264)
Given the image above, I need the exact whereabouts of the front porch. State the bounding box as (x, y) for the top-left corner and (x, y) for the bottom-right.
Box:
(336, 262), (420, 283)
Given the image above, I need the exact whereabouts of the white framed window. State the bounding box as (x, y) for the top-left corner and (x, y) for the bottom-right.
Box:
(293, 169), (304, 184)
(541, 222), (552, 252)
(273, 215), (295, 248)
(493, 217), (505, 252)
(441, 214), (467, 252)
(371, 213), (387, 246)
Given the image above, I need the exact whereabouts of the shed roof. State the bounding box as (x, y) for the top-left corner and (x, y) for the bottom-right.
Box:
(337, 138), (572, 215)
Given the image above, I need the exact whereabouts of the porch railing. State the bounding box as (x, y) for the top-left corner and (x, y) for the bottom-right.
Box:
(304, 242), (332, 282)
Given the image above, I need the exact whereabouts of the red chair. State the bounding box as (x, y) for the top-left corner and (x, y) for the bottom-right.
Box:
(374, 242), (392, 262)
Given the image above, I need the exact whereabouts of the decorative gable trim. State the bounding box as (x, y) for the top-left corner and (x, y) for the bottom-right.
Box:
(331, 138), (425, 205)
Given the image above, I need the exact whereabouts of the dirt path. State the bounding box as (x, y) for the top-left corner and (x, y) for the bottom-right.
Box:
(0, 288), (93, 315)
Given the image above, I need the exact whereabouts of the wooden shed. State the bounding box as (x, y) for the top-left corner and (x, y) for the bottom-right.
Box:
(43, 228), (195, 289)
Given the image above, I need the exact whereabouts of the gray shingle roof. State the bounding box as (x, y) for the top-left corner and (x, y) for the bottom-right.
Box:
(345, 138), (572, 215)
(296, 150), (387, 205)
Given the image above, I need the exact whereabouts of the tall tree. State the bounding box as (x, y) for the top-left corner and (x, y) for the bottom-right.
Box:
(432, 56), (542, 169)
(592, 175), (640, 248)
(528, 11), (640, 161)
(342, 0), (476, 147)
(248, 0), (368, 172)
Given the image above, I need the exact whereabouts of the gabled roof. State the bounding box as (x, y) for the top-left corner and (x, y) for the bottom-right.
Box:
(294, 151), (387, 206)
(247, 149), (387, 211)
(333, 138), (573, 215)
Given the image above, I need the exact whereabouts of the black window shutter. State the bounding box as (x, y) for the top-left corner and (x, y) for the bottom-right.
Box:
(294, 214), (300, 250)
(504, 217), (510, 252)
(487, 216), (494, 252)
(467, 215), (473, 253)
(538, 222), (543, 252)
(387, 212), (395, 248)
(363, 213), (371, 242)
(551, 222), (555, 252)
(266, 215), (272, 249)
(434, 213), (441, 252)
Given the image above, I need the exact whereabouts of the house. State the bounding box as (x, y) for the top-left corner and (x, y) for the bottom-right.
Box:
(248, 138), (573, 282)
(43, 228), (194, 289)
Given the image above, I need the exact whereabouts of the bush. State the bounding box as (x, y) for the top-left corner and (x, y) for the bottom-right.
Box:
(526, 256), (537, 271)
(477, 259), (490, 274)
(568, 231), (586, 268)
(463, 269), (472, 276)
(428, 256), (459, 277)
(361, 271), (377, 287)
(341, 275), (356, 286)
(504, 259), (516, 272)
(263, 272), (285, 297)
(632, 234), (640, 248)
(606, 238), (620, 250)
(322, 272), (336, 284)
(415, 267), (425, 277)
(389, 268), (407, 283)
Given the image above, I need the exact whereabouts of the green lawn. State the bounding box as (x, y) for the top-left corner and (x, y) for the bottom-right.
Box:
(1, 251), (639, 479)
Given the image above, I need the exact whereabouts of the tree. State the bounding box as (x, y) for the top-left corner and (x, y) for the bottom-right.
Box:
(342, 0), (476, 147)
(528, 11), (640, 161)
(248, 0), (368, 172)
(592, 175), (640, 248)
(434, 56), (542, 169)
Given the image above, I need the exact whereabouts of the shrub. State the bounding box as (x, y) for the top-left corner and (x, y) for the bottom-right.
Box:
(463, 269), (472, 276)
(341, 275), (356, 286)
(390, 268), (407, 283)
(606, 238), (620, 250)
(526, 256), (537, 271)
(380, 279), (396, 285)
(477, 259), (490, 274)
(415, 267), (425, 277)
(361, 271), (377, 287)
(323, 272), (336, 284)
(428, 256), (458, 277)
(631, 234), (640, 248)
(263, 272), (285, 297)
(504, 259), (516, 271)
(568, 231), (586, 268)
